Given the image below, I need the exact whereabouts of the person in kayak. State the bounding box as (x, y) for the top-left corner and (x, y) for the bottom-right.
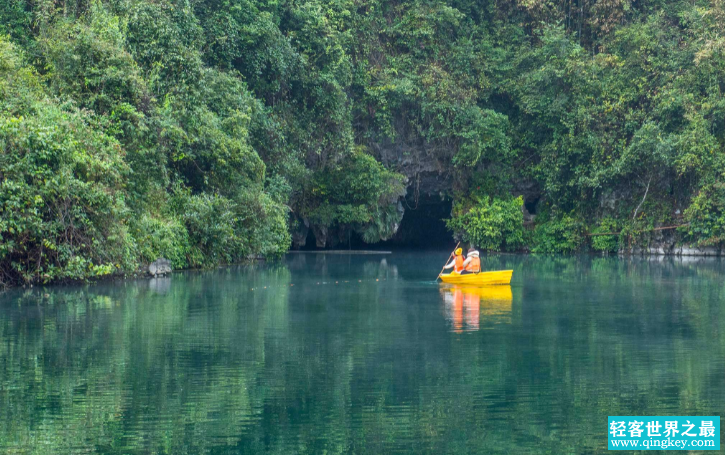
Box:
(443, 248), (465, 273)
(460, 248), (480, 274)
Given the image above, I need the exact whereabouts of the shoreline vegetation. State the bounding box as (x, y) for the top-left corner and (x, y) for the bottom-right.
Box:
(2, 0), (725, 287)
(4, 247), (721, 292)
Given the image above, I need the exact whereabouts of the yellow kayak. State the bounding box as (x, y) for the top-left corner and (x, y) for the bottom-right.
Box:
(439, 270), (513, 285)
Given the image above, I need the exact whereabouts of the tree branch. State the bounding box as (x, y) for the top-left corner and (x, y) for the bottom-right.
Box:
(633, 176), (652, 221)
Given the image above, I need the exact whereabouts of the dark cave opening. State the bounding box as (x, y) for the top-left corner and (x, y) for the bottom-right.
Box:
(372, 195), (453, 249)
(378, 197), (452, 249)
(298, 195), (453, 250)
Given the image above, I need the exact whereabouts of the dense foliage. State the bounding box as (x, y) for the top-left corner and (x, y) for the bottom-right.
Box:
(2, 0), (725, 284)
(446, 196), (524, 251)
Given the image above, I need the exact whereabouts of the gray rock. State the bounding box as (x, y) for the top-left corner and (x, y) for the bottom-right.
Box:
(623, 243), (722, 257)
(292, 217), (310, 249)
(312, 225), (328, 248)
(680, 246), (720, 256)
(148, 258), (172, 276)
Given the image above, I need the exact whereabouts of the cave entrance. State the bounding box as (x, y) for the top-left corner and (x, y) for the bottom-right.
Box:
(297, 195), (453, 250)
(375, 195), (452, 249)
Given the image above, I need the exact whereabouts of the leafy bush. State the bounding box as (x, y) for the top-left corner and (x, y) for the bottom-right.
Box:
(531, 215), (586, 254)
(130, 215), (192, 269)
(170, 187), (290, 267)
(683, 181), (725, 247)
(235, 190), (292, 259)
(170, 191), (244, 267)
(452, 108), (512, 168)
(446, 196), (524, 251)
(42, 4), (149, 116)
(590, 218), (622, 253)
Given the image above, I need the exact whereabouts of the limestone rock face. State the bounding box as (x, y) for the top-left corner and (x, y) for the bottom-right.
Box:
(292, 217), (310, 249)
(678, 246), (721, 256)
(626, 244), (721, 256)
(312, 225), (328, 248)
(148, 258), (172, 276)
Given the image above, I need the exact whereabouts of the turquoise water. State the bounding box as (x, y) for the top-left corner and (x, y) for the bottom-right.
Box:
(0, 252), (724, 454)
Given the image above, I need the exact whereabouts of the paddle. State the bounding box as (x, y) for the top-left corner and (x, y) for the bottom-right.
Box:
(436, 241), (460, 281)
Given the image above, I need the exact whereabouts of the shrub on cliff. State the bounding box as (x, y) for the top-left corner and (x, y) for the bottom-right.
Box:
(531, 214), (586, 254)
(683, 180), (725, 248)
(446, 196), (524, 251)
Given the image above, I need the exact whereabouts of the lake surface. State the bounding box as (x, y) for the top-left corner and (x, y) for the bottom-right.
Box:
(1, 252), (724, 454)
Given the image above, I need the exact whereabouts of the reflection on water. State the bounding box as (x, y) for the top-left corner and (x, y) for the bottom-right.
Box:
(1, 253), (724, 454)
(440, 285), (513, 332)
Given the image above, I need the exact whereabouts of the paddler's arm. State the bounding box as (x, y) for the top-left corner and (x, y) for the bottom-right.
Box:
(443, 258), (456, 269)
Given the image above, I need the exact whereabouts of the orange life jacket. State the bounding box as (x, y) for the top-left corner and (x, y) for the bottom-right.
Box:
(465, 256), (480, 272)
(454, 255), (464, 272)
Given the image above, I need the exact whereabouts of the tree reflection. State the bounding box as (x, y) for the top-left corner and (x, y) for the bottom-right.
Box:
(0, 254), (724, 454)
